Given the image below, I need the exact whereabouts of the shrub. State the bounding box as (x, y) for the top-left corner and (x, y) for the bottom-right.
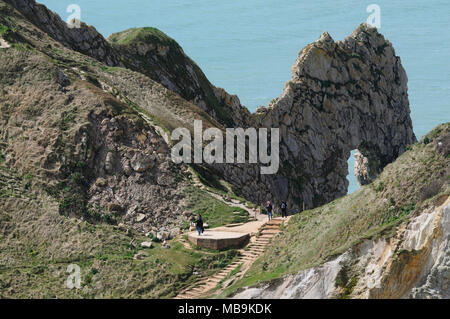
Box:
(375, 181), (384, 192)
(0, 25), (9, 35)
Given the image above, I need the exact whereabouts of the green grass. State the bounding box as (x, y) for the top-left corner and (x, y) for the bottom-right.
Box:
(185, 186), (249, 228)
(100, 65), (123, 73)
(189, 164), (252, 205)
(0, 24), (9, 35)
(108, 27), (177, 47)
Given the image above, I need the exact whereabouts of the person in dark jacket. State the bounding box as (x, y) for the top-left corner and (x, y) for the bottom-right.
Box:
(265, 201), (273, 221)
(280, 201), (287, 218)
(195, 214), (204, 236)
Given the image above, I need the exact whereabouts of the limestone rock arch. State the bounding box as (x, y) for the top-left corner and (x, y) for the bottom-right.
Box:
(215, 24), (416, 211)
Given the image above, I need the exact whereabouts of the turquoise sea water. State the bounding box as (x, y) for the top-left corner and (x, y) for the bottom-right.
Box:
(40, 0), (450, 193)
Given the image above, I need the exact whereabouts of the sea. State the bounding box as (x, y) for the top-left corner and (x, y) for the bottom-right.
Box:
(40, 0), (450, 193)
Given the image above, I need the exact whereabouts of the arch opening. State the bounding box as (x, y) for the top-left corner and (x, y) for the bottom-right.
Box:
(346, 149), (360, 194)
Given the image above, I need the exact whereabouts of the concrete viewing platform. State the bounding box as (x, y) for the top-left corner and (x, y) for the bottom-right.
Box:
(188, 230), (250, 250)
(187, 213), (269, 250)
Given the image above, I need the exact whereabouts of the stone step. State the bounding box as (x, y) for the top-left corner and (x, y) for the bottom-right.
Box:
(262, 226), (280, 230)
(191, 282), (207, 288)
(221, 269), (234, 274)
(224, 265), (237, 270)
(243, 249), (260, 253)
(223, 268), (236, 273)
(255, 239), (271, 243)
(219, 267), (233, 272)
(257, 235), (273, 238)
(261, 229), (279, 233)
(258, 235), (274, 239)
(241, 256), (255, 260)
(259, 234), (278, 238)
(179, 292), (197, 298)
(188, 282), (206, 288)
(209, 277), (223, 283)
(217, 271), (230, 276)
(244, 247), (264, 253)
(260, 230), (278, 234)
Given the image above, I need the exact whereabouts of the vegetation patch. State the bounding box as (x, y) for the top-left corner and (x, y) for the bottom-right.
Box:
(185, 186), (249, 228)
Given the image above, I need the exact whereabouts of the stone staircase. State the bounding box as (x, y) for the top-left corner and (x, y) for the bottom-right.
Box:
(175, 217), (287, 299)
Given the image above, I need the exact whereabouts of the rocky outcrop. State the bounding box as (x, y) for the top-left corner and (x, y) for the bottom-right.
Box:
(0, 35), (10, 48)
(214, 24), (416, 211)
(233, 196), (450, 299)
(3, 0), (123, 66)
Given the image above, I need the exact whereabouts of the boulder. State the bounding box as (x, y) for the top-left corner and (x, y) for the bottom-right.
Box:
(133, 252), (144, 260)
(136, 213), (146, 222)
(130, 153), (155, 172)
(95, 177), (107, 187)
(140, 241), (153, 248)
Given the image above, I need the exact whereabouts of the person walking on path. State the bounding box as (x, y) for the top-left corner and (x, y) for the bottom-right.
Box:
(265, 201), (273, 221)
(195, 214), (204, 236)
(280, 201), (287, 218)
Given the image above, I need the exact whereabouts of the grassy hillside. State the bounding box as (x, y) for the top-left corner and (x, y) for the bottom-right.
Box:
(218, 123), (450, 297)
(0, 161), (241, 298)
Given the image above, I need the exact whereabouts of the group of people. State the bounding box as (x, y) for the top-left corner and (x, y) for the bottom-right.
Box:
(264, 200), (288, 221)
(194, 200), (288, 235)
